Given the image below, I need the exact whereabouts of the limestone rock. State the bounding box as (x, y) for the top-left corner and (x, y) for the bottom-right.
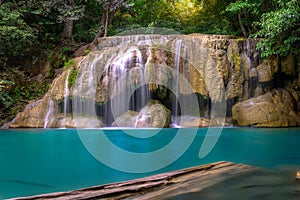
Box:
(9, 34), (299, 128)
(9, 70), (70, 128)
(111, 110), (138, 127)
(249, 68), (257, 78)
(281, 53), (295, 75)
(257, 61), (272, 82)
(9, 96), (51, 128)
(232, 89), (300, 127)
(267, 55), (279, 76)
(135, 100), (171, 128)
(210, 117), (230, 127)
(215, 50), (229, 82)
(65, 117), (104, 128)
(178, 116), (210, 127)
(226, 41), (244, 99)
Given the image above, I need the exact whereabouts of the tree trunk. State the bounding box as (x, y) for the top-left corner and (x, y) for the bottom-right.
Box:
(104, 8), (109, 37)
(11, 162), (256, 200)
(62, 18), (74, 42)
(94, 6), (110, 41)
(238, 13), (248, 37)
(62, 0), (75, 42)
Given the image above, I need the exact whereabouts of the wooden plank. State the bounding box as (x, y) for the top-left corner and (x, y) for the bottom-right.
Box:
(12, 161), (256, 200)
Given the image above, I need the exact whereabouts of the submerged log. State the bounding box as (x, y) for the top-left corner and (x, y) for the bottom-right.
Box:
(13, 161), (256, 200)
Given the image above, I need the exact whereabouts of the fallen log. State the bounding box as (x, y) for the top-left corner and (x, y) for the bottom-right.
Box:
(13, 161), (256, 200)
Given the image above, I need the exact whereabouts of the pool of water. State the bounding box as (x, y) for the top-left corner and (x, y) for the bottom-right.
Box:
(0, 128), (300, 199)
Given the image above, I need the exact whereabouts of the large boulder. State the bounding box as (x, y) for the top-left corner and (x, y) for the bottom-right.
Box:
(9, 98), (49, 128)
(135, 100), (171, 128)
(111, 110), (138, 127)
(232, 89), (300, 127)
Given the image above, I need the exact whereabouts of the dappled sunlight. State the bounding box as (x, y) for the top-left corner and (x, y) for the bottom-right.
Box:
(172, 0), (202, 23)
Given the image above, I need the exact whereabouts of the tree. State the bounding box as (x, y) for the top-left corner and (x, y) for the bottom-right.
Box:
(95, 0), (132, 38)
(0, 1), (37, 64)
(255, 0), (300, 57)
(225, 0), (263, 37)
(225, 0), (299, 57)
(62, 0), (76, 42)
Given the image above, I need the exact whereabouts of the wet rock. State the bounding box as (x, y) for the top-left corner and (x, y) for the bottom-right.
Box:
(232, 89), (300, 127)
(135, 100), (171, 128)
(210, 117), (231, 127)
(179, 116), (210, 127)
(65, 117), (104, 128)
(9, 34), (299, 128)
(111, 110), (138, 127)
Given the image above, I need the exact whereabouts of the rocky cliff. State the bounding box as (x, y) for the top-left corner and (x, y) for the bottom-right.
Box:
(8, 34), (300, 128)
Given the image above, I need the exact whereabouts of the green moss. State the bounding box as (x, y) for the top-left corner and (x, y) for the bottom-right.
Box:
(68, 68), (78, 88)
(236, 37), (245, 42)
(84, 49), (91, 55)
(232, 53), (241, 72)
(63, 59), (76, 69)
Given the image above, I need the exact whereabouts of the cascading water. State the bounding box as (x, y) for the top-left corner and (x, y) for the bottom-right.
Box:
(44, 97), (54, 128)
(109, 46), (151, 126)
(64, 69), (71, 116)
(71, 34), (226, 127)
(172, 39), (182, 126)
(10, 34), (296, 129)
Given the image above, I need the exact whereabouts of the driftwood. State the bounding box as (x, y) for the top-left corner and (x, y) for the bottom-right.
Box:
(13, 161), (256, 200)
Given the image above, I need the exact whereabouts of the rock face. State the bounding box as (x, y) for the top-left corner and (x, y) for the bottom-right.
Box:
(9, 64), (106, 128)
(8, 34), (300, 128)
(232, 89), (300, 127)
(111, 110), (138, 127)
(178, 116), (210, 127)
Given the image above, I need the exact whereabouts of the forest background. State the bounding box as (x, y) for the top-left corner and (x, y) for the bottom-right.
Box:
(0, 0), (299, 126)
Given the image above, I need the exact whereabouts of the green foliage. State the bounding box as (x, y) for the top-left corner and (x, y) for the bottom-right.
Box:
(0, 2), (37, 60)
(116, 0), (178, 32)
(255, 0), (300, 57)
(0, 74), (49, 126)
(225, 0), (300, 57)
(68, 68), (78, 88)
(0, 79), (14, 109)
(64, 59), (76, 69)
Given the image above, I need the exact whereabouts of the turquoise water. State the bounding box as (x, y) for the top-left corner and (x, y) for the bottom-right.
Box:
(0, 128), (300, 199)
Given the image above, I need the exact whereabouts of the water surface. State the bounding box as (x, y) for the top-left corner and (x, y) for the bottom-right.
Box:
(0, 128), (299, 199)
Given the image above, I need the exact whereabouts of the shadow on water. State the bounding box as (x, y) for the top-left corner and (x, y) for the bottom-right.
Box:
(2, 180), (54, 188)
(165, 168), (300, 200)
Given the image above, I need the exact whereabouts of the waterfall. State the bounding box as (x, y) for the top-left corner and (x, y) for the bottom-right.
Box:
(64, 69), (71, 116)
(172, 39), (182, 126)
(110, 47), (150, 123)
(44, 97), (54, 128)
(73, 52), (104, 118)
(9, 34), (274, 128)
(69, 34), (228, 127)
